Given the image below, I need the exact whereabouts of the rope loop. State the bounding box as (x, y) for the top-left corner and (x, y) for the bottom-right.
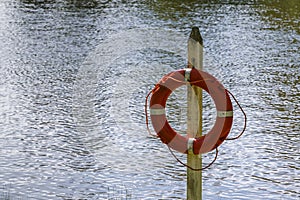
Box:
(225, 89), (247, 140)
(145, 85), (159, 137)
(168, 146), (219, 171)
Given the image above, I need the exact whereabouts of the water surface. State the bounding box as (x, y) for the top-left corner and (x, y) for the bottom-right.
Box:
(0, 0), (299, 199)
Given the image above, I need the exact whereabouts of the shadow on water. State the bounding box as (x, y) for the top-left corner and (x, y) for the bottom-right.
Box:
(257, 0), (300, 33)
(19, 0), (101, 9)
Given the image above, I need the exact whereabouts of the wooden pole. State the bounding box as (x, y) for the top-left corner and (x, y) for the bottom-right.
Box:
(187, 27), (203, 200)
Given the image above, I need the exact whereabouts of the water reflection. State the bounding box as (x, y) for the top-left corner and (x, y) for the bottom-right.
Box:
(19, 0), (101, 9)
(258, 0), (300, 33)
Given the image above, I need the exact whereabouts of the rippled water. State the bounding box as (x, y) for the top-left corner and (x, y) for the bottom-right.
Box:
(0, 0), (299, 199)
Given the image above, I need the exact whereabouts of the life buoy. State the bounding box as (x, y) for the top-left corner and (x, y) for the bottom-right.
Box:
(149, 68), (233, 154)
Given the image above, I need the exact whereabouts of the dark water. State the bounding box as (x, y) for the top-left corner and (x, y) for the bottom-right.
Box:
(0, 0), (299, 199)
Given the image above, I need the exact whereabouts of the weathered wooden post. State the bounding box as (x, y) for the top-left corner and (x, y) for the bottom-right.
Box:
(187, 27), (203, 200)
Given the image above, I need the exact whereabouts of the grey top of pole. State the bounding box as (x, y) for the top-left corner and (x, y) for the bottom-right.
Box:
(189, 27), (203, 46)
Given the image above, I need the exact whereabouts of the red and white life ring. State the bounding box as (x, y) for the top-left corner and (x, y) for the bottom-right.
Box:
(149, 68), (233, 154)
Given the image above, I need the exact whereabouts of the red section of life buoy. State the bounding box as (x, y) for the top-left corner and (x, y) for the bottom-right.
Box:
(149, 68), (233, 154)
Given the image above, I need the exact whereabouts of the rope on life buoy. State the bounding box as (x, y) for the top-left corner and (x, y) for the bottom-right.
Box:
(168, 146), (219, 171)
(225, 89), (247, 141)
